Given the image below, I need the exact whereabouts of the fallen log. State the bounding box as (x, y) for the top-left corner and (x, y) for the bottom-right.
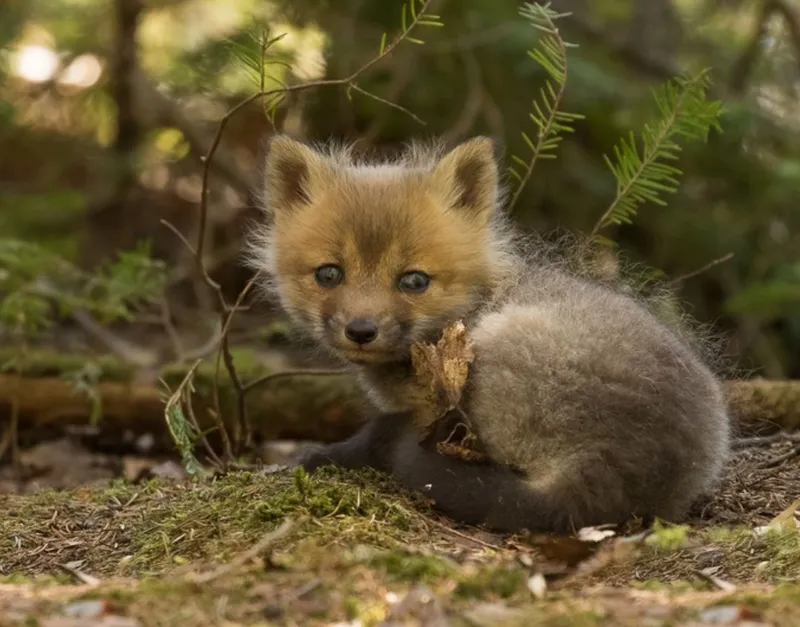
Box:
(0, 351), (798, 443)
(0, 350), (368, 443)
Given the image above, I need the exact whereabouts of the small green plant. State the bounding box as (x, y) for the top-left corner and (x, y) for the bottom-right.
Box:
(161, 360), (206, 477)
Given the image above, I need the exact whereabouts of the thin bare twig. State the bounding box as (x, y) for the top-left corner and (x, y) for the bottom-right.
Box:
(347, 83), (426, 126)
(757, 443), (800, 469)
(58, 562), (101, 587)
(215, 272), (261, 453)
(190, 517), (296, 583)
(160, 298), (186, 360)
(734, 431), (800, 449)
(183, 381), (226, 471)
(160, 219), (197, 256)
(243, 368), (349, 395)
(668, 252), (734, 287)
(428, 518), (506, 551)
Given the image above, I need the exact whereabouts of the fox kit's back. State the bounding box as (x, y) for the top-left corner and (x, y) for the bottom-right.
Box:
(248, 134), (731, 533)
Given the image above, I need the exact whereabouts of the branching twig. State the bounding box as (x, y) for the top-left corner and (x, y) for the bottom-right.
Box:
(195, 0), (436, 267)
(162, 0), (438, 467)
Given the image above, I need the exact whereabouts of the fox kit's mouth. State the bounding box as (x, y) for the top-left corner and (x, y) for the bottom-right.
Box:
(338, 348), (401, 365)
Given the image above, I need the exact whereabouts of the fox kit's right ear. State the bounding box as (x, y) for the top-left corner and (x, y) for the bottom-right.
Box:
(429, 136), (500, 224)
(263, 136), (331, 213)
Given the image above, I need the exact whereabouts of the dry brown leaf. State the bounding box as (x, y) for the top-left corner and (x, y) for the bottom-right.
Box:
(410, 320), (474, 426)
(435, 441), (489, 463)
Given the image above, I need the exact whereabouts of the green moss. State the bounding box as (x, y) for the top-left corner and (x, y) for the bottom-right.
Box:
(1, 467), (433, 579)
(543, 610), (604, 627)
(369, 550), (455, 582)
(755, 528), (800, 578)
(0, 348), (135, 381)
(455, 566), (524, 600)
(646, 520), (691, 552)
(702, 525), (752, 544)
(256, 320), (296, 345)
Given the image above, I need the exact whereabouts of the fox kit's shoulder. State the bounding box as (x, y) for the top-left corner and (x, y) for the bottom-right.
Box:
(246, 135), (521, 365)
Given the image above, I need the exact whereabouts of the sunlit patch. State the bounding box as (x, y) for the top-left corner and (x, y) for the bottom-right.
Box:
(58, 54), (103, 88)
(12, 45), (59, 83)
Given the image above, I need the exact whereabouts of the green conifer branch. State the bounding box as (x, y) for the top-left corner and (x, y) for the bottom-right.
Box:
(509, 2), (584, 210)
(590, 69), (724, 240)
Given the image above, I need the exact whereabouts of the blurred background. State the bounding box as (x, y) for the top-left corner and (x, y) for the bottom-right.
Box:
(1, 0), (799, 381)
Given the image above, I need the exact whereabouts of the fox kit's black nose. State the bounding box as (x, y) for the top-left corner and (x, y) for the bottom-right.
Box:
(345, 318), (378, 345)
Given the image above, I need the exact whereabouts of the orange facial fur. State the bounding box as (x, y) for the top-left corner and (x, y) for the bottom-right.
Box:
(249, 136), (516, 365)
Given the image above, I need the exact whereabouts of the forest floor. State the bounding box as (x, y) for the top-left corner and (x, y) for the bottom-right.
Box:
(0, 434), (799, 626)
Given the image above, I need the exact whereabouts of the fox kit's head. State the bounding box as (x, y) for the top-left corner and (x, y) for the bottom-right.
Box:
(249, 135), (514, 366)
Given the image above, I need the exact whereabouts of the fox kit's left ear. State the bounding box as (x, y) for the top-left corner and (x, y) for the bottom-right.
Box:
(430, 137), (500, 222)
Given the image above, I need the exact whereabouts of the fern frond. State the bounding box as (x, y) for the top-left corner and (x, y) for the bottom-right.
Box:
(508, 2), (584, 210)
(590, 69), (723, 240)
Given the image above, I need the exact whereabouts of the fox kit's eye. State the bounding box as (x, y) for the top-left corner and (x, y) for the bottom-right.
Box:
(315, 264), (344, 288)
(398, 271), (430, 294)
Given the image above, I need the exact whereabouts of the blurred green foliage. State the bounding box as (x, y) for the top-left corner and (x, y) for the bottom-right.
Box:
(0, 238), (167, 341)
(1, 0), (799, 377)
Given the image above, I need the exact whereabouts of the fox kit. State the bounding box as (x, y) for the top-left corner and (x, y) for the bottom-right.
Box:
(247, 134), (731, 533)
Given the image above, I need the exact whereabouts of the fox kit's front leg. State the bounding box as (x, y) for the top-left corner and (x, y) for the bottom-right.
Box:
(295, 412), (412, 473)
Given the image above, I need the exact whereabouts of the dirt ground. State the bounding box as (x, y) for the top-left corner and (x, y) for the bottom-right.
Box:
(0, 433), (799, 626)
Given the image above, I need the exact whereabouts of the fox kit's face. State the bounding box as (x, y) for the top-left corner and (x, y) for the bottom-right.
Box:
(259, 136), (501, 365)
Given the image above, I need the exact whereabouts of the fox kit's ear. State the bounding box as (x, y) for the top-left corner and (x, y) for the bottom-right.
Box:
(430, 137), (499, 221)
(263, 135), (331, 213)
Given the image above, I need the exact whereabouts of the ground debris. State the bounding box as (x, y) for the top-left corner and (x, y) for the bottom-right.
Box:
(0, 427), (797, 624)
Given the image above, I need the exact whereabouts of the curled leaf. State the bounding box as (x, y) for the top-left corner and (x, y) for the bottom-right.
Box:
(410, 320), (474, 421)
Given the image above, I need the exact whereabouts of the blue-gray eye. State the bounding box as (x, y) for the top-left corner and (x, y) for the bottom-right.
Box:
(398, 271), (430, 293)
(315, 264), (343, 288)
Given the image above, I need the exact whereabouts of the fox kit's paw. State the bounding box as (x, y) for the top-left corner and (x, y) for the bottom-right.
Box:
(291, 443), (333, 472)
